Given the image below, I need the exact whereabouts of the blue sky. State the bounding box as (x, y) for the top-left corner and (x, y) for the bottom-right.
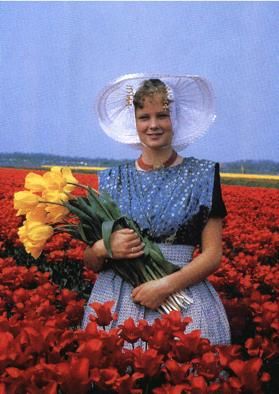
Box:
(0, 1), (278, 162)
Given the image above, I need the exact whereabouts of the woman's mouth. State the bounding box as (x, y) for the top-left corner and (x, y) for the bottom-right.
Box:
(147, 132), (163, 136)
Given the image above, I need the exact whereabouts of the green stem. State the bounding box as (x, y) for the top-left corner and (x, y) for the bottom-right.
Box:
(151, 260), (166, 278)
(145, 265), (158, 281)
(143, 377), (151, 394)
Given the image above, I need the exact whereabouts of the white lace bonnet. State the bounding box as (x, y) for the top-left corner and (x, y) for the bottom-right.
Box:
(96, 73), (216, 151)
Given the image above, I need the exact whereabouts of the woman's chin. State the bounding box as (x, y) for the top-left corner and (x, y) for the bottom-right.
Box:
(142, 139), (172, 151)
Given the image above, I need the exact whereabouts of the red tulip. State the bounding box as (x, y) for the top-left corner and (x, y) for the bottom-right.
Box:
(133, 347), (164, 377)
(89, 300), (117, 327)
(119, 317), (141, 344)
(163, 359), (191, 384)
(229, 358), (263, 393)
(91, 367), (119, 391)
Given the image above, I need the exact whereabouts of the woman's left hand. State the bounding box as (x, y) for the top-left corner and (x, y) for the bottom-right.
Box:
(131, 278), (171, 310)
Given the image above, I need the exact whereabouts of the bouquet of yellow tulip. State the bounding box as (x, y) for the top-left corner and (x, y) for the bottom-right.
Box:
(14, 167), (193, 314)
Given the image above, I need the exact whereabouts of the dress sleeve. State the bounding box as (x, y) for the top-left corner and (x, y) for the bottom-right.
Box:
(209, 163), (228, 218)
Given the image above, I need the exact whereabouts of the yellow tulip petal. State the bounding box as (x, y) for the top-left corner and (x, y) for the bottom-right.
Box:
(43, 171), (65, 191)
(45, 204), (69, 223)
(27, 222), (53, 242)
(26, 204), (48, 223)
(16, 209), (26, 216)
(42, 190), (69, 203)
(25, 173), (47, 192)
(14, 191), (40, 211)
(62, 168), (78, 193)
(24, 241), (44, 259)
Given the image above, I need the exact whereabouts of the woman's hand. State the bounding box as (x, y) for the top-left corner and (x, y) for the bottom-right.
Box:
(131, 277), (171, 310)
(109, 228), (145, 260)
(84, 228), (144, 272)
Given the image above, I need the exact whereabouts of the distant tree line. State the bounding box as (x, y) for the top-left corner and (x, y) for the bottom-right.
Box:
(220, 160), (279, 175)
(0, 152), (131, 169)
(0, 152), (278, 174)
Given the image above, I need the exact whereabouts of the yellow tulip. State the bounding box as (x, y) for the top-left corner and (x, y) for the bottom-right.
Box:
(25, 173), (47, 192)
(42, 190), (69, 203)
(19, 236), (46, 259)
(43, 171), (65, 191)
(22, 220), (53, 241)
(60, 167), (78, 193)
(42, 167), (77, 193)
(14, 191), (40, 212)
(18, 220), (53, 259)
(28, 223), (53, 242)
(45, 204), (69, 224)
(26, 204), (48, 222)
(24, 243), (44, 259)
(18, 223), (29, 242)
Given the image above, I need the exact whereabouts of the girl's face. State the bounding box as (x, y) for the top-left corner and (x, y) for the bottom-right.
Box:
(135, 93), (173, 151)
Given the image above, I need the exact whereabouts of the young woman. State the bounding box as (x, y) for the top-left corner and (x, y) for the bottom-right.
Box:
(82, 75), (231, 346)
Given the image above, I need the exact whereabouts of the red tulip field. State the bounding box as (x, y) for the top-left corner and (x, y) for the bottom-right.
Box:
(0, 167), (278, 393)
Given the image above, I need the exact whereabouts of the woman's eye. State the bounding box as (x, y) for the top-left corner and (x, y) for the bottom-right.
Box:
(138, 116), (148, 120)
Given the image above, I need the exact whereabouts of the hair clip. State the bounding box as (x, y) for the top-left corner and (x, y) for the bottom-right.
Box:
(166, 86), (174, 100)
(126, 85), (134, 107)
(163, 100), (169, 112)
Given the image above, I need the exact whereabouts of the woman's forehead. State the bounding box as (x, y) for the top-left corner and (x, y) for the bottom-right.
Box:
(138, 92), (168, 107)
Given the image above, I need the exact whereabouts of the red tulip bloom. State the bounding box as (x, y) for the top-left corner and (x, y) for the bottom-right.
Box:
(56, 357), (90, 394)
(118, 317), (141, 344)
(133, 348), (164, 377)
(187, 375), (208, 394)
(163, 359), (191, 384)
(89, 300), (117, 327)
(161, 311), (192, 333)
(171, 330), (203, 363)
(229, 358), (264, 393)
(91, 367), (119, 391)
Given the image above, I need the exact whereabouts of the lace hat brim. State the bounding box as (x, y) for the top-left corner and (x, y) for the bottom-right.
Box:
(96, 73), (216, 151)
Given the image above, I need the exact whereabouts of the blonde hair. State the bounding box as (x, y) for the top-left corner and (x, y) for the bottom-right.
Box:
(133, 79), (172, 110)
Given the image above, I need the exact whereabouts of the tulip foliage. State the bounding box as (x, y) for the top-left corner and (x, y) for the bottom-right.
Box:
(0, 167), (278, 393)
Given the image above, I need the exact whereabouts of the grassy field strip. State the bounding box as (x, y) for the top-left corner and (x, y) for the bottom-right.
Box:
(221, 173), (279, 180)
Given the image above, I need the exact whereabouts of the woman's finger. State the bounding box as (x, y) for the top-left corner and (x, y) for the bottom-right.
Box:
(117, 228), (135, 235)
(131, 284), (143, 298)
(128, 242), (144, 253)
(127, 249), (145, 259)
(123, 233), (142, 243)
(127, 239), (144, 249)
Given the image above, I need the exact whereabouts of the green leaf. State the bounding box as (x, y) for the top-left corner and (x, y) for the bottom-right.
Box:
(101, 220), (117, 258)
(77, 222), (90, 244)
(82, 223), (101, 242)
(87, 188), (113, 221)
(112, 262), (138, 287)
(142, 237), (152, 256)
(75, 197), (99, 220)
(63, 201), (93, 223)
(99, 191), (122, 219)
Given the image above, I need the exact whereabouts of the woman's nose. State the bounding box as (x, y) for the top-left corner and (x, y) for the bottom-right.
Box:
(149, 117), (159, 129)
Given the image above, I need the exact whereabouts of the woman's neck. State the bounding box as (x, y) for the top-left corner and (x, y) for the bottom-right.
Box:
(140, 147), (174, 167)
(136, 148), (183, 171)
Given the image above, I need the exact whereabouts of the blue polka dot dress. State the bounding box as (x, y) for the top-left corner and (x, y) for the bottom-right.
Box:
(82, 156), (231, 345)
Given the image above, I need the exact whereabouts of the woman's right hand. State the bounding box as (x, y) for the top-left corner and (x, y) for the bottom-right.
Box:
(109, 228), (145, 259)
(84, 228), (145, 272)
